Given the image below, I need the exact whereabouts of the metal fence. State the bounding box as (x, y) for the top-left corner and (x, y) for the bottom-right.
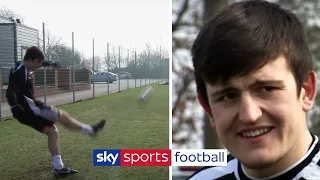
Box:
(0, 22), (169, 120)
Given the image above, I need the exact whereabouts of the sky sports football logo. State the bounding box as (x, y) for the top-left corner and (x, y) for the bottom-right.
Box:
(93, 149), (228, 166)
(93, 149), (171, 166)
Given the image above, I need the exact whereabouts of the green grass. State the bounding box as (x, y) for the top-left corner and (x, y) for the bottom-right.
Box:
(0, 84), (169, 180)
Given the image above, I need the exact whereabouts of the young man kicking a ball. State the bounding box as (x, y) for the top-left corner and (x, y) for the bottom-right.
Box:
(189, 0), (320, 179)
(6, 46), (106, 176)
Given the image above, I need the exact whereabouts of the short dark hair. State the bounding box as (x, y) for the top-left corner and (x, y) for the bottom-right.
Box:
(23, 46), (45, 61)
(192, 0), (313, 107)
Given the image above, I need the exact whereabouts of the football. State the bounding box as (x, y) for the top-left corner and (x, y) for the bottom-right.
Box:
(138, 86), (153, 103)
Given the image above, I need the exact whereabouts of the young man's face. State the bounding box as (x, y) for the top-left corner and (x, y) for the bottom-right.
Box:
(205, 56), (316, 171)
(29, 59), (43, 71)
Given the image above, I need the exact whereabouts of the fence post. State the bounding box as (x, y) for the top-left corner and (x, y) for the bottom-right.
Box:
(0, 68), (2, 120)
(107, 43), (110, 94)
(135, 50), (136, 88)
(93, 38), (95, 98)
(127, 49), (129, 90)
(118, 46), (121, 92)
(72, 32), (75, 103)
(43, 22), (47, 105)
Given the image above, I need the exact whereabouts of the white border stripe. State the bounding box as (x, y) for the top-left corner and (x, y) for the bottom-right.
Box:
(169, 0), (173, 179)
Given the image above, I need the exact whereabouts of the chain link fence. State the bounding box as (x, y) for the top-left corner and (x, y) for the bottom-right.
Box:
(0, 22), (169, 120)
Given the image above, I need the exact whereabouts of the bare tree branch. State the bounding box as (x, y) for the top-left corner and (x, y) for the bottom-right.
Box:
(172, 67), (194, 114)
(173, 0), (190, 32)
(0, 7), (24, 24)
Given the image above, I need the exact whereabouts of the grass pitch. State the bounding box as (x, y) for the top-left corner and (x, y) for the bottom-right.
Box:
(0, 84), (169, 180)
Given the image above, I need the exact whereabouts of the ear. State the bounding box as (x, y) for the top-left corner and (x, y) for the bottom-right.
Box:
(301, 71), (317, 112)
(197, 93), (215, 127)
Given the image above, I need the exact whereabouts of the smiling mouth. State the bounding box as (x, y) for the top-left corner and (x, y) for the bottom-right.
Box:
(240, 127), (273, 138)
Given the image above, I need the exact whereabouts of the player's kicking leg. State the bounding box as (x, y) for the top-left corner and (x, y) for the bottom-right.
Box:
(39, 105), (106, 136)
(56, 110), (106, 136)
(36, 105), (106, 176)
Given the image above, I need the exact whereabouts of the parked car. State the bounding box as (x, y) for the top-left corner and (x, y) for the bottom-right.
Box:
(91, 71), (118, 83)
(118, 72), (132, 79)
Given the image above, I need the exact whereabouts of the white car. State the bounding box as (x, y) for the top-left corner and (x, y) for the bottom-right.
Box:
(91, 71), (118, 83)
(118, 72), (132, 79)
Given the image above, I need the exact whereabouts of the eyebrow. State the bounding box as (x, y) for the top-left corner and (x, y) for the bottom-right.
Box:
(210, 80), (284, 98)
(253, 80), (284, 86)
(210, 87), (234, 99)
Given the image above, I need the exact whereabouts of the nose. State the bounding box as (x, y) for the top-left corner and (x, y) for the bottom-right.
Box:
(238, 93), (262, 123)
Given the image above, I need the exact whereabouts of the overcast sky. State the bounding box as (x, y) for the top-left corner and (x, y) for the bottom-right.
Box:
(1, 0), (170, 59)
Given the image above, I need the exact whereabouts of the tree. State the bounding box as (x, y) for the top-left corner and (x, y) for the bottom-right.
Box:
(109, 46), (119, 70)
(172, 0), (222, 148)
(0, 7), (87, 69)
(86, 56), (103, 72)
(0, 7), (24, 24)
(80, 57), (91, 70)
(48, 44), (83, 68)
(38, 28), (65, 63)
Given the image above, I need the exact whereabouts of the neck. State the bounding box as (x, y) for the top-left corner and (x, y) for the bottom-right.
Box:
(243, 131), (313, 178)
(22, 61), (30, 70)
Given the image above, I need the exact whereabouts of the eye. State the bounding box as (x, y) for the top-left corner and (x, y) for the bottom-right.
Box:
(217, 92), (237, 102)
(261, 86), (278, 92)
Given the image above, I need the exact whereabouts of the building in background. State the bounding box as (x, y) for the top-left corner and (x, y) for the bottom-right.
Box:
(0, 15), (39, 84)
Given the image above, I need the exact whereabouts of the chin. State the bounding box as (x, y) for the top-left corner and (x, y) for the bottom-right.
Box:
(238, 150), (280, 169)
